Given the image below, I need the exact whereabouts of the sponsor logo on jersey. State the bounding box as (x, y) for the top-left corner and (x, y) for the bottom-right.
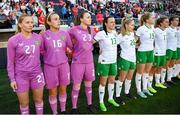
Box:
(77, 30), (81, 34)
(18, 42), (24, 46)
(46, 36), (51, 40)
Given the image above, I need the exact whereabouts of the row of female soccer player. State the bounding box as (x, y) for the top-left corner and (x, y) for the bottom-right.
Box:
(7, 11), (180, 114)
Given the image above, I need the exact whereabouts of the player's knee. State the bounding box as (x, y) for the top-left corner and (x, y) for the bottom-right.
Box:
(49, 88), (57, 96)
(84, 81), (92, 87)
(144, 67), (151, 73)
(149, 73), (153, 76)
(126, 75), (133, 80)
(100, 81), (106, 86)
(59, 86), (67, 94)
(73, 84), (81, 90)
(144, 70), (150, 74)
(108, 78), (115, 84)
(20, 102), (29, 108)
(34, 98), (43, 104)
(119, 76), (125, 82)
(100, 79), (107, 86)
(136, 69), (143, 74)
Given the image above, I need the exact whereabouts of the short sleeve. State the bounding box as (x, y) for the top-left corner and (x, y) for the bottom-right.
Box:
(136, 27), (142, 37)
(117, 34), (124, 44)
(94, 31), (104, 42)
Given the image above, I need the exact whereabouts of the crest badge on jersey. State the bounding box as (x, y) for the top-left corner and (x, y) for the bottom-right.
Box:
(60, 35), (65, 41)
(35, 40), (40, 46)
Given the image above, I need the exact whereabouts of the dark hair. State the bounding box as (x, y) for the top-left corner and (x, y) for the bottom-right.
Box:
(45, 12), (58, 30)
(103, 16), (114, 35)
(140, 12), (152, 26)
(74, 10), (91, 34)
(155, 16), (168, 28)
(169, 15), (179, 25)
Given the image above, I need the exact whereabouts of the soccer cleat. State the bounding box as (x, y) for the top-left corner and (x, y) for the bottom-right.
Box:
(148, 87), (157, 93)
(99, 103), (107, 112)
(143, 90), (153, 96)
(155, 83), (167, 88)
(116, 96), (125, 105)
(137, 92), (147, 98)
(108, 99), (120, 107)
(166, 81), (176, 86)
(172, 77), (180, 82)
(177, 74), (180, 79)
(125, 93), (137, 99)
(71, 108), (78, 114)
(61, 111), (66, 114)
(161, 82), (171, 88)
(87, 104), (97, 113)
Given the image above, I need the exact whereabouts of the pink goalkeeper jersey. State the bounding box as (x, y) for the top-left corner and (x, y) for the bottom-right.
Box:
(41, 30), (72, 66)
(68, 25), (94, 63)
(7, 33), (42, 82)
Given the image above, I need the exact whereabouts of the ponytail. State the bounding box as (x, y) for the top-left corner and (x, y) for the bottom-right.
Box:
(140, 12), (151, 26)
(121, 16), (134, 36)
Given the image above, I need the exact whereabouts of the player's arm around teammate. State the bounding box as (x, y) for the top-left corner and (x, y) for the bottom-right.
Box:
(135, 12), (155, 98)
(148, 17), (169, 90)
(165, 16), (179, 85)
(7, 14), (45, 114)
(171, 17), (180, 81)
(115, 17), (137, 105)
(40, 13), (72, 114)
(94, 16), (119, 112)
(68, 11), (96, 114)
(174, 26), (180, 79)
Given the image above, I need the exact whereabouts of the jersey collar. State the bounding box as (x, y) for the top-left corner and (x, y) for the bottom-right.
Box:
(159, 27), (166, 31)
(77, 25), (88, 31)
(145, 24), (152, 29)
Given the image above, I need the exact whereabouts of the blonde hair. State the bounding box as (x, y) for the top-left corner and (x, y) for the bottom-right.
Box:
(140, 12), (152, 26)
(121, 17), (134, 36)
(15, 14), (32, 34)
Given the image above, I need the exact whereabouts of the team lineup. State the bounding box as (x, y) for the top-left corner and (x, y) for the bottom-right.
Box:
(6, 11), (180, 114)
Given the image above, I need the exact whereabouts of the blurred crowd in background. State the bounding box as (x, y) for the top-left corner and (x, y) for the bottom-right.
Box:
(0, 0), (179, 29)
